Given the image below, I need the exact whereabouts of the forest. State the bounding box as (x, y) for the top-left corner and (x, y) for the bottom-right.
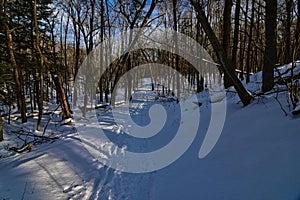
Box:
(1, 0), (300, 199)
(0, 0), (299, 135)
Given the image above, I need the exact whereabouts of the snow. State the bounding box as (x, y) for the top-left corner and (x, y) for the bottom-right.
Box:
(275, 60), (300, 79)
(153, 96), (300, 200)
(293, 103), (300, 115)
(1, 68), (300, 199)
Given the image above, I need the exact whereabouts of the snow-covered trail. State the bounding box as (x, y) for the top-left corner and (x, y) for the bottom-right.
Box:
(76, 94), (159, 199)
(1, 89), (300, 200)
(80, 90), (300, 200)
(0, 90), (161, 200)
(0, 128), (154, 200)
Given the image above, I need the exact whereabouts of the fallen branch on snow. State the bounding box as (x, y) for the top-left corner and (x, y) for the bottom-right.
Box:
(9, 143), (32, 153)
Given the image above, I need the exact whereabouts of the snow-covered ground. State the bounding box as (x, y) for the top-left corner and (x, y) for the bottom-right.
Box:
(1, 65), (300, 199)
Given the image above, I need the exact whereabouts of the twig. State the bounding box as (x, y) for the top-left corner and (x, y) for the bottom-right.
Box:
(274, 93), (288, 116)
(11, 130), (59, 140)
(42, 105), (61, 138)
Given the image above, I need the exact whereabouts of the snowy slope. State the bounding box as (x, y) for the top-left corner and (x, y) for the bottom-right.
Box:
(1, 71), (300, 199)
(152, 94), (300, 200)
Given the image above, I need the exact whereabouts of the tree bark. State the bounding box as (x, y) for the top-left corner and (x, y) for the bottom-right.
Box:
(223, 0), (233, 88)
(0, 0), (27, 123)
(34, 0), (45, 131)
(296, 0), (300, 59)
(99, 0), (105, 103)
(231, 0), (241, 81)
(246, 0), (255, 83)
(284, 0), (292, 64)
(190, 0), (253, 106)
(0, 115), (3, 142)
(51, 72), (72, 120)
(173, 0), (180, 99)
(48, 14), (72, 121)
(239, 0), (249, 80)
(262, 0), (277, 92)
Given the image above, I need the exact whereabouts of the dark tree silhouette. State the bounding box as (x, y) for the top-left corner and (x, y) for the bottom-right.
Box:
(190, 0), (253, 106)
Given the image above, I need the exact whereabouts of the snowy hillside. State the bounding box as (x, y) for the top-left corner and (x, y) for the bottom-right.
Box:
(0, 65), (300, 200)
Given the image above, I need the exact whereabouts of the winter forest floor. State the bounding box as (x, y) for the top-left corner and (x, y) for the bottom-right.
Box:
(1, 64), (300, 200)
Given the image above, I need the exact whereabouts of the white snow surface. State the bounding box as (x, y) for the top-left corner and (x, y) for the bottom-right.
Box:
(1, 70), (300, 199)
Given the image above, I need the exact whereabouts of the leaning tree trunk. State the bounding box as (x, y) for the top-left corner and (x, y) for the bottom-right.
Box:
(49, 17), (72, 121)
(190, 0), (253, 106)
(50, 71), (72, 120)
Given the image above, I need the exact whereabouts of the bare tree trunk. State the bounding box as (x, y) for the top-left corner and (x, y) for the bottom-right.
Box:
(0, 0), (27, 123)
(239, 0), (249, 80)
(190, 0), (253, 106)
(246, 0), (255, 83)
(127, 55), (132, 102)
(99, 0), (105, 103)
(284, 0), (292, 64)
(81, 0), (96, 116)
(48, 14), (72, 121)
(173, 0), (180, 99)
(34, 0), (45, 131)
(262, 0), (277, 92)
(105, 0), (112, 103)
(51, 72), (72, 120)
(70, 4), (82, 107)
(64, 15), (70, 97)
(296, 0), (300, 59)
(231, 0), (241, 81)
(0, 115), (3, 142)
(223, 0), (233, 88)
